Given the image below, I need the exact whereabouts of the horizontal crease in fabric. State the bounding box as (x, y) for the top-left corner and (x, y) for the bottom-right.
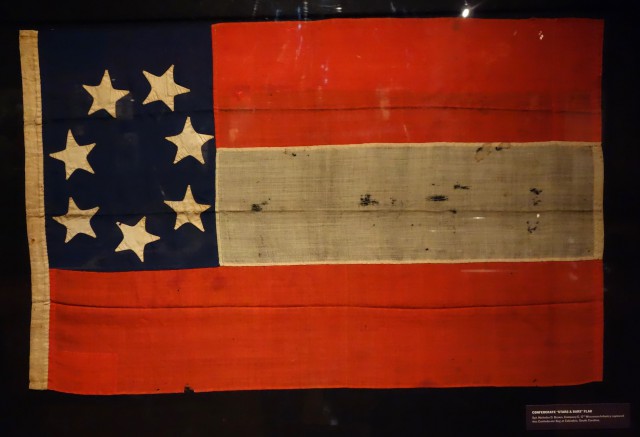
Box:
(214, 209), (597, 213)
(28, 209), (599, 219)
(215, 105), (601, 115)
(49, 300), (600, 311)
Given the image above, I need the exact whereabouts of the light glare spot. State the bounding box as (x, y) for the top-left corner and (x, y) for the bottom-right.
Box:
(461, 7), (470, 18)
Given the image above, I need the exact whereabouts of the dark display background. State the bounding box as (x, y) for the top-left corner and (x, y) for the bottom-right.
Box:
(0, 1), (638, 435)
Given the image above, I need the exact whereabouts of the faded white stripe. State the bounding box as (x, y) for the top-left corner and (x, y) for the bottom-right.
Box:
(216, 142), (601, 265)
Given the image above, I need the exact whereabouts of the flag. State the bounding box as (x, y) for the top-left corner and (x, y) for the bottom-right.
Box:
(20, 18), (603, 394)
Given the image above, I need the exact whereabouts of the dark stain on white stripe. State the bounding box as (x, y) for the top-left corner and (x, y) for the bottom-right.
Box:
(359, 194), (379, 206)
(251, 199), (270, 212)
(428, 195), (448, 202)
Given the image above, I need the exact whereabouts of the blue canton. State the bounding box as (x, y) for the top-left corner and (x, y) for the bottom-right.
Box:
(39, 24), (218, 271)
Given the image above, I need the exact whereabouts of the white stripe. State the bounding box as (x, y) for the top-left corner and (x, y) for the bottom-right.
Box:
(216, 142), (601, 265)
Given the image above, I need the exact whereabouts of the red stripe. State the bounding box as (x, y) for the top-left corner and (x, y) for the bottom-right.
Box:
(50, 261), (602, 308)
(47, 261), (603, 392)
(212, 18), (602, 147)
(48, 301), (603, 394)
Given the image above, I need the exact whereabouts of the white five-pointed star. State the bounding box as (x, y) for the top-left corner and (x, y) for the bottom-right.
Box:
(142, 65), (190, 111)
(165, 117), (214, 164)
(82, 70), (129, 117)
(49, 130), (96, 179)
(114, 217), (160, 262)
(52, 197), (99, 243)
(164, 185), (211, 232)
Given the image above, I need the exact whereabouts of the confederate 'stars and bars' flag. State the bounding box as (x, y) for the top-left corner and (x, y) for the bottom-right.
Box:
(20, 18), (603, 394)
